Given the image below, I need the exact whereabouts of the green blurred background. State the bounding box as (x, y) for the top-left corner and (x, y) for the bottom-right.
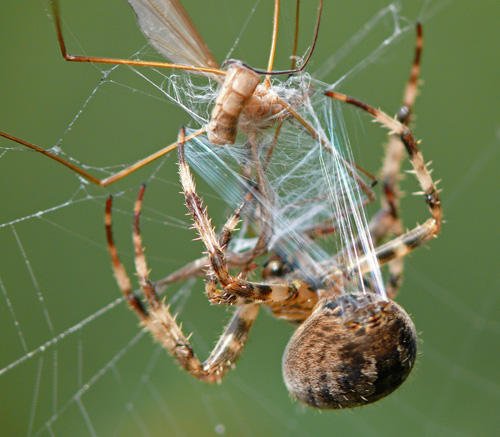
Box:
(0, 1), (498, 436)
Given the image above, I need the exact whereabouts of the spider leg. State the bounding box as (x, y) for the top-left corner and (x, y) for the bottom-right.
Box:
(105, 196), (148, 320)
(324, 22), (422, 296)
(384, 257), (404, 299)
(153, 248), (271, 295)
(146, 297), (259, 383)
(132, 185), (160, 307)
(241, 133), (277, 274)
(177, 129), (309, 305)
(292, 23), (426, 299)
(322, 94), (441, 231)
(199, 303), (260, 381)
(351, 220), (438, 276)
(325, 30), (440, 282)
(106, 186), (259, 383)
(320, 91), (440, 278)
(152, 193), (270, 296)
(370, 23), (424, 298)
(218, 201), (244, 250)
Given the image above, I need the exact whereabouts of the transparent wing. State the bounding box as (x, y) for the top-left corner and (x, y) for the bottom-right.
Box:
(128, 0), (219, 69)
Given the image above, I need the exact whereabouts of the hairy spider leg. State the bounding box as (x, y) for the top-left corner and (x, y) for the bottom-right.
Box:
(177, 129), (316, 306)
(105, 185), (260, 383)
(322, 24), (425, 296)
(374, 23), (424, 297)
(324, 90), (441, 279)
(333, 23), (424, 297)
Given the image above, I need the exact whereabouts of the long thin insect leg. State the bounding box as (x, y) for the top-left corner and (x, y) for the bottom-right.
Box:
(50, 1), (225, 77)
(250, 0), (323, 76)
(290, 0), (301, 70)
(264, 0), (281, 88)
(0, 128), (205, 186)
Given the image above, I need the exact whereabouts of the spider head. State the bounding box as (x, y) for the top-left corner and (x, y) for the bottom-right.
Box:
(262, 256), (292, 279)
(282, 292), (417, 409)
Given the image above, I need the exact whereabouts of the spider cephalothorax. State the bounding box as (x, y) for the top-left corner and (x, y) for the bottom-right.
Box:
(283, 292), (417, 409)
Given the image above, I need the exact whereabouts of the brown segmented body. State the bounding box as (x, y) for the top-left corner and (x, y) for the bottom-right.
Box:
(207, 63), (261, 145)
(207, 62), (287, 145)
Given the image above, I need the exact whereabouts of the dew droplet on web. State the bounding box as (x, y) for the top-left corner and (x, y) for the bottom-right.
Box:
(214, 423), (226, 435)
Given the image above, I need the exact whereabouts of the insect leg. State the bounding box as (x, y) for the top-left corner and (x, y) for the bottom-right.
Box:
(0, 128), (205, 186)
(50, 1), (225, 77)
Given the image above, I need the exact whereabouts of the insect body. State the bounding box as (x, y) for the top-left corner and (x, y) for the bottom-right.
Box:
(207, 60), (302, 146)
(206, 62), (261, 145)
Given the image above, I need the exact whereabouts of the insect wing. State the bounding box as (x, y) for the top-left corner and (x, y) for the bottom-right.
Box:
(128, 0), (219, 69)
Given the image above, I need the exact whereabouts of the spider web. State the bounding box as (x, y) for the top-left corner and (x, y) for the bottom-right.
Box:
(1, 1), (498, 436)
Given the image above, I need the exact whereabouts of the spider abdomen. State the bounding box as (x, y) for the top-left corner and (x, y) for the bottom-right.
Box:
(282, 292), (417, 409)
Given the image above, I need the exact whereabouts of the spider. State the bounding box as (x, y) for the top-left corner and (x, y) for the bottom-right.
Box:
(104, 23), (442, 410)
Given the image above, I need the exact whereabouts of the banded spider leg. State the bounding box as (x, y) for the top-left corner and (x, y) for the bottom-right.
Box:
(105, 184), (260, 383)
(104, 133), (315, 383)
(325, 91), (442, 281)
(367, 23), (425, 297)
(251, 23), (427, 299)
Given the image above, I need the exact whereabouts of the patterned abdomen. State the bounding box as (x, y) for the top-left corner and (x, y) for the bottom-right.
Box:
(282, 292), (417, 409)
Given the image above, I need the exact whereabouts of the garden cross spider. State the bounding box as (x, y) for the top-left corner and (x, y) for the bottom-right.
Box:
(105, 22), (442, 408)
